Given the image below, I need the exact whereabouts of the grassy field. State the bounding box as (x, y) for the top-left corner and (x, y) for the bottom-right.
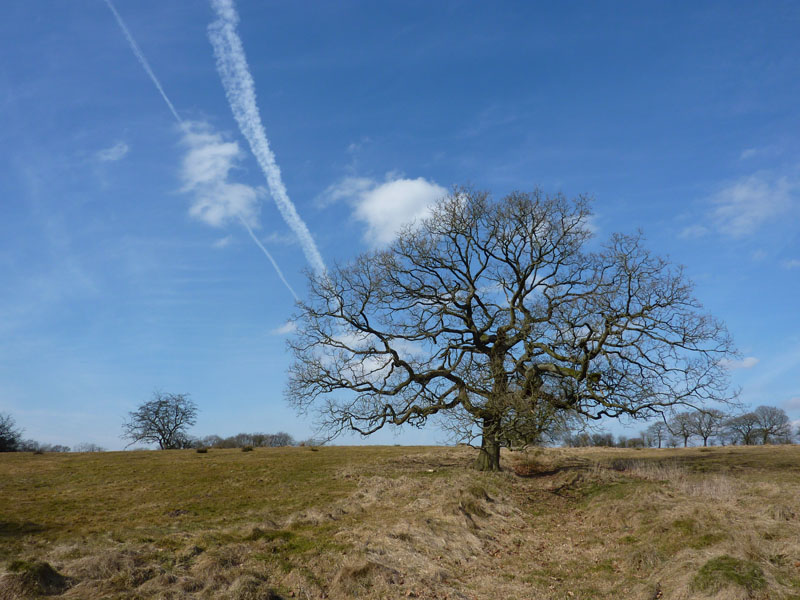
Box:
(1, 444), (800, 599)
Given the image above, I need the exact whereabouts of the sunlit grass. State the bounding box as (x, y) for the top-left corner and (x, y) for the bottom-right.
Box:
(2, 444), (800, 599)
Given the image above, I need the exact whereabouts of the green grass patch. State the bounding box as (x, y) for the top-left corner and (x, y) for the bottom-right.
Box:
(692, 555), (766, 594)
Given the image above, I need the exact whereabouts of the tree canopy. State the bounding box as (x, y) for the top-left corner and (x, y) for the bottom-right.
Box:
(287, 189), (735, 470)
(122, 392), (198, 449)
(0, 412), (23, 452)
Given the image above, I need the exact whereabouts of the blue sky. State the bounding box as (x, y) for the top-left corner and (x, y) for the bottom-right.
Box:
(1, 0), (798, 449)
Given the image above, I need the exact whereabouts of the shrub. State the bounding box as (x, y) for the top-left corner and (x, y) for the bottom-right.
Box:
(241, 446), (253, 452)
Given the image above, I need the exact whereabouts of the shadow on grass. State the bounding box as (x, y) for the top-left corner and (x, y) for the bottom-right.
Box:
(0, 520), (46, 538)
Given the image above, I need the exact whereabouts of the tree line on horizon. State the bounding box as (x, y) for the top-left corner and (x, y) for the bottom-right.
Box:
(0, 400), (306, 453)
(562, 405), (795, 448)
(1, 401), (796, 454)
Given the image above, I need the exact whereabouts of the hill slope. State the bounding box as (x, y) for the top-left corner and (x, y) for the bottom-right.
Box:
(1, 445), (800, 599)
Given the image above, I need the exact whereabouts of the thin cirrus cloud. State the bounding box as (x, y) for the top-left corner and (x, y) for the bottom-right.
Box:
(681, 172), (797, 239)
(782, 259), (800, 269)
(720, 356), (760, 370)
(95, 141), (129, 162)
(320, 175), (447, 247)
(212, 235), (233, 249)
(710, 172), (795, 237)
(271, 321), (297, 336)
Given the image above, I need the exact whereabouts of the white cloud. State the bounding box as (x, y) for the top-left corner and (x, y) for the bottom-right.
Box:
(782, 259), (800, 269)
(710, 173), (795, 237)
(272, 321), (297, 335)
(321, 175), (447, 247)
(719, 356), (760, 370)
(357, 178), (447, 246)
(179, 121), (261, 228)
(181, 129), (239, 188)
(96, 141), (129, 162)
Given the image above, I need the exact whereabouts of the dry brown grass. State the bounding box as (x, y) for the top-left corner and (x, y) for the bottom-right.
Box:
(1, 444), (800, 599)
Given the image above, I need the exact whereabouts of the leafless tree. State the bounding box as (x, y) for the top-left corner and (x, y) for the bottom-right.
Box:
(689, 409), (727, 447)
(0, 412), (23, 452)
(752, 405), (791, 444)
(287, 189), (735, 470)
(122, 392), (198, 449)
(646, 422), (668, 448)
(667, 412), (695, 447)
(725, 412), (761, 445)
(74, 443), (106, 453)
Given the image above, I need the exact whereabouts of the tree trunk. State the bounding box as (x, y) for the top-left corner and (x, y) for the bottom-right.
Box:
(702, 437), (708, 447)
(475, 417), (501, 471)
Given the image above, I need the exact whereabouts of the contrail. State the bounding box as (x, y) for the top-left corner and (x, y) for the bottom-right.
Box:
(103, 0), (182, 125)
(208, 0), (327, 275)
(240, 218), (299, 301)
(103, 0), (299, 301)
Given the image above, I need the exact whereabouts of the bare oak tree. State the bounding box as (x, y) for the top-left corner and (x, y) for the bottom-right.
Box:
(689, 409), (727, 446)
(725, 412), (761, 445)
(122, 392), (198, 449)
(752, 405), (791, 444)
(646, 421), (668, 448)
(667, 412), (695, 447)
(287, 189), (734, 470)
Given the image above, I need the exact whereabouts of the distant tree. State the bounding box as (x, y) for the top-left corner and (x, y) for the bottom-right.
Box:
(752, 405), (792, 444)
(195, 432), (297, 449)
(646, 422), (668, 448)
(562, 431), (592, 447)
(47, 444), (71, 453)
(689, 409), (727, 447)
(197, 434), (222, 448)
(18, 440), (70, 453)
(667, 412), (695, 447)
(725, 413), (760, 445)
(122, 392), (198, 449)
(265, 432), (295, 447)
(0, 412), (23, 452)
(591, 432), (616, 447)
(74, 443), (106, 453)
(625, 436), (645, 448)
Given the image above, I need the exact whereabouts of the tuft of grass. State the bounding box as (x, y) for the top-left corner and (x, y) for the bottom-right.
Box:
(4, 559), (70, 595)
(692, 555), (766, 593)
